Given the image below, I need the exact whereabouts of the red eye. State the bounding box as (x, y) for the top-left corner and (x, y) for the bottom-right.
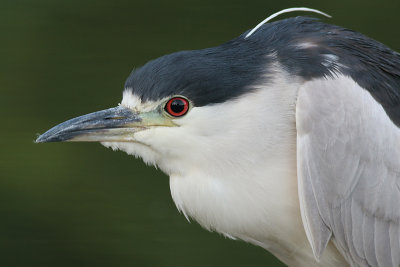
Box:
(165, 97), (189, 117)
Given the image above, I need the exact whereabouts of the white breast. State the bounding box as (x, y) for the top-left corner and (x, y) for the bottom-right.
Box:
(105, 70), (347, 266)
(163, 73), (346, 266)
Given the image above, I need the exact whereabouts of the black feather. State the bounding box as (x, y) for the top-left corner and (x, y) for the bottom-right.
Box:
(125, 17), (400, 126)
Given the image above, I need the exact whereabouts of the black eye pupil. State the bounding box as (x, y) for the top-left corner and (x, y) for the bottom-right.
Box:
(170, 99), (185, 113)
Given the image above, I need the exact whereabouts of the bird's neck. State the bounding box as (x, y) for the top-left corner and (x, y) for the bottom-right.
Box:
(122, 71), (346, 265)
(166, 76), (345, 266)
(168, 132), (344, 266)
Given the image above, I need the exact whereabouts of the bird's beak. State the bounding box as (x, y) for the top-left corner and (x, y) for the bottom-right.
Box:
(36, 106), (169, 143)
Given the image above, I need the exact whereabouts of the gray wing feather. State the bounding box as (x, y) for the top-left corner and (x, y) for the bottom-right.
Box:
(296, 75), (400, 267)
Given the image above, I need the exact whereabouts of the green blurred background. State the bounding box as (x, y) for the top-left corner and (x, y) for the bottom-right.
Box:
(1, 0), (399, 266)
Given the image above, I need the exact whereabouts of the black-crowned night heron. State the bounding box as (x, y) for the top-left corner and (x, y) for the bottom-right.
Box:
(36, 8), (400, 267)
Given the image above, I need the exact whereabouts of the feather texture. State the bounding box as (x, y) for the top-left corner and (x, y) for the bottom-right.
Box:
(297, 75), (400, 266)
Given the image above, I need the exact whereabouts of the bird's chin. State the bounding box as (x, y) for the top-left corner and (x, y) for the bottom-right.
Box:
(101, 141), (160, 168)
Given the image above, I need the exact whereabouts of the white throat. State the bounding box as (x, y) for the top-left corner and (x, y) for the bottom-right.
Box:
(166, 75), (311, 265)
(103, 72), (345, 266)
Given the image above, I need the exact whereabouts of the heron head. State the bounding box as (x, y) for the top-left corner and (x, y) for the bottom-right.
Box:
(36, 35), (289, 173)
(36, 17), (323, 175)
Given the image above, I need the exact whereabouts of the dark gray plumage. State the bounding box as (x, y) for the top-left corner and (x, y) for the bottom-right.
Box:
(125, 17), (400, 126)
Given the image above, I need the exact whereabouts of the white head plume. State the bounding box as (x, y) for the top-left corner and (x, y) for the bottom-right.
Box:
(245, 7), (331, 39)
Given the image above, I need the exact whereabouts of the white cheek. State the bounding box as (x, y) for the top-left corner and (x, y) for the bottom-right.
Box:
(131, 127), (187, 174)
